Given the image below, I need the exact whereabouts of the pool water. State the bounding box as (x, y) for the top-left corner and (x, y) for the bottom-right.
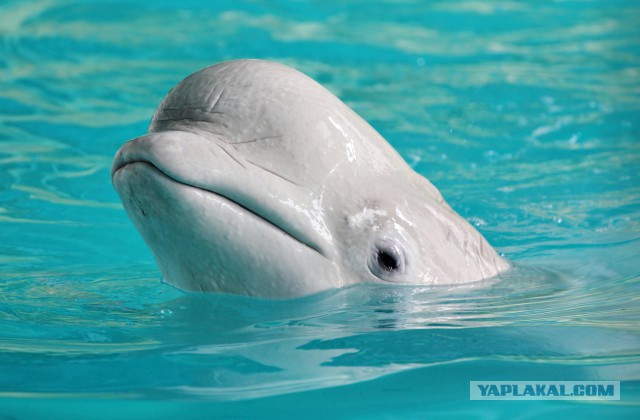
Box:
(1, 0), (639, 417)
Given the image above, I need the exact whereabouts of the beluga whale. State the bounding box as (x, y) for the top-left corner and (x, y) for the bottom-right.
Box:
(112, 59), (509, 298)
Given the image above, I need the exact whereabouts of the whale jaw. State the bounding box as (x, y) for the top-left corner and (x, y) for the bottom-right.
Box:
(113, 160), (344, 298)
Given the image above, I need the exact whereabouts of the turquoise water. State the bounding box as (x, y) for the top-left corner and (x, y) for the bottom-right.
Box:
(1, 0), (639, 417)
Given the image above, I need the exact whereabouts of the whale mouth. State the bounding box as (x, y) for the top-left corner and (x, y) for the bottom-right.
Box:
(112, 158), (327, 258)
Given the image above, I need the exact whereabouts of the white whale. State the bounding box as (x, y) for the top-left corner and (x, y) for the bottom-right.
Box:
(111, 59), (509, 298)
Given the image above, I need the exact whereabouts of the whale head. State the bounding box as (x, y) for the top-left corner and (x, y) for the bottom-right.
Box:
(112, 59), (509, 298)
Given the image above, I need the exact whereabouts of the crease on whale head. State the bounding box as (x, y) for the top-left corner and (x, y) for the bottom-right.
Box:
(111, 59), (509, 298)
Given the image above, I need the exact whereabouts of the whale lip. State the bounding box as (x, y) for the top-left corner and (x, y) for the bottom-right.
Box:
(112, 152), (328, 259)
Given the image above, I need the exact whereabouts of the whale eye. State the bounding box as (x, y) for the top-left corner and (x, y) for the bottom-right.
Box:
(368, 238), (406, 282)
(377, 248), (400, 271)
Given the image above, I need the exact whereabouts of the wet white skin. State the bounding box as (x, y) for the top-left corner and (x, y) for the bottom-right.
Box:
(111, 59), (509, 298)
